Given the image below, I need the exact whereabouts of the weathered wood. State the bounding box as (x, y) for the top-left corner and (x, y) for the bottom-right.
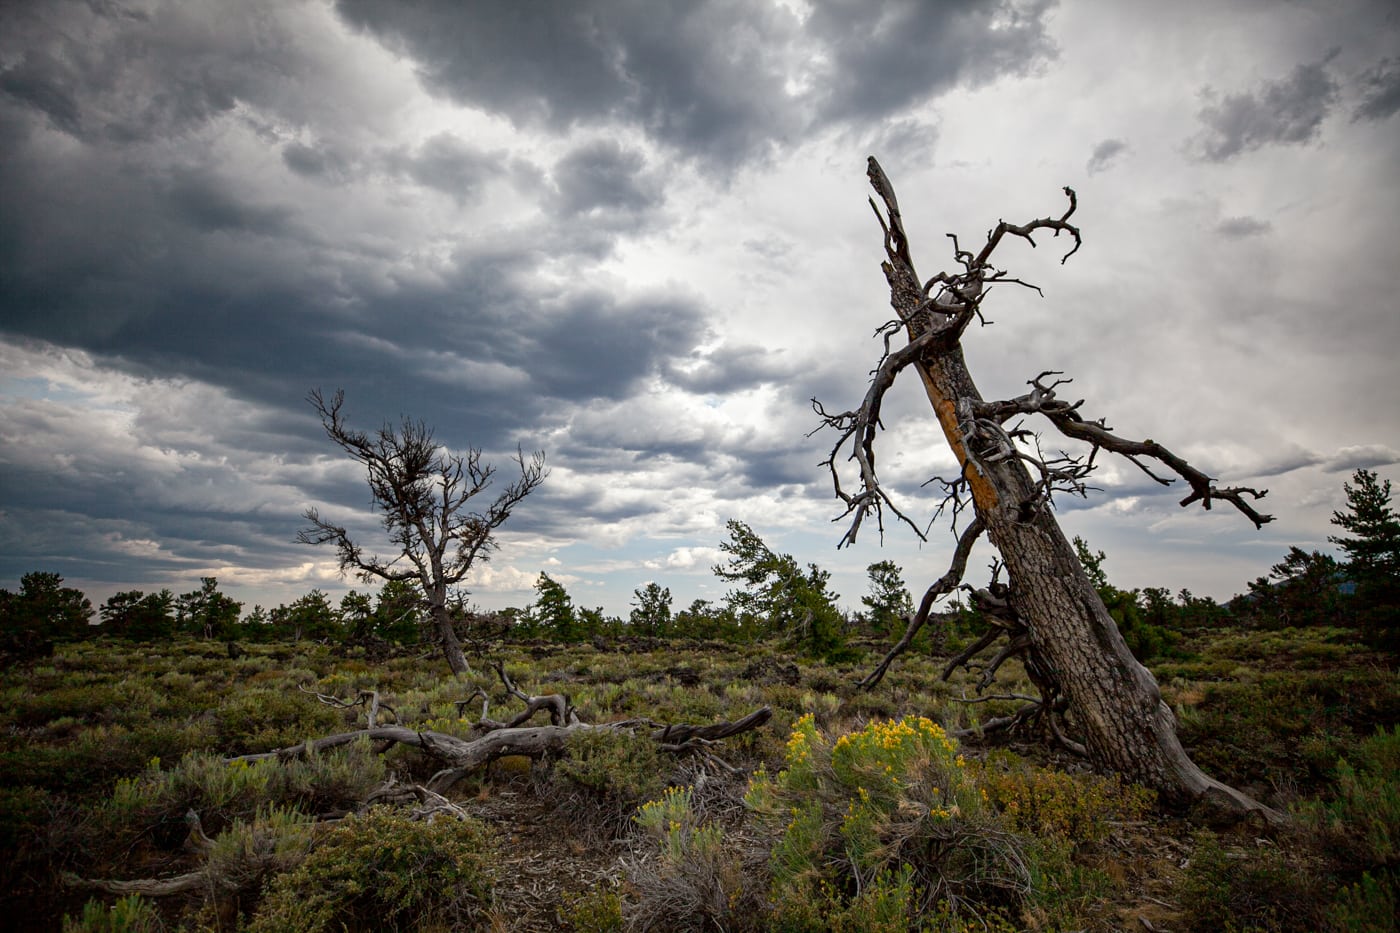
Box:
(832, 158), (1279, 822)
(225, 684), (772, 794)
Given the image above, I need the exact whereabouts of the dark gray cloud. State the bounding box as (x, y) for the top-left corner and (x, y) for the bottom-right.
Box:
(168, 169), (298, 236)
(662, 345), (800, 394)
(334, 0), (804, 170)
(1086, 138), (1128, 175)
(1353, 57), (1400, 121)
(803, 0), (1057, 123)
(1190, 56), (1340, 161)
(387, 133), (505, 203)
(1215, 215), (1271, 238)
(1321, 445), (1400, 473)
(550, 140), (660, 216)
(333, 0), (1056, 172)
(0, 1), (318, 146)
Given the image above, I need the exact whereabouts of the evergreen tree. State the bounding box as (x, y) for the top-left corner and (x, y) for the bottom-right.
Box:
(339, 590), (375, 641)
(374, 579), (425, 644)
(861, 560), (914, 634)
(1242, 547), (1348, 629)
(578, 605), (620, 639)
(1330, 468), (1400, 649)
(240, 605), (272, 642)
(176, 578), (242, 639)
(272, 589), (339, 641)
(672, 599), (741, 641)
(1330, 469), (1400, 580)
(100, 589), (175, 640)
(0, 571), (93, 643)
(713, 520), (844, 656)
(629, 582), (672, 636)
(1072, 537), (1173, 660)
(532, 573), (577, 642)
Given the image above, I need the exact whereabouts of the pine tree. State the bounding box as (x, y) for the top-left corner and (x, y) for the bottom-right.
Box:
(861, 560), (913, 634)
(1329, 469), (1400, 580)
(532, 573), (577, 642)
(1329, 468), (1400, 649)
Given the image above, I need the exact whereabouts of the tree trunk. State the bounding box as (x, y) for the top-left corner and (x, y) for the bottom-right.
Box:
(910, 344), (1267, 814)
(832, 157), (1278, 819)
(430, 602), (470, 676)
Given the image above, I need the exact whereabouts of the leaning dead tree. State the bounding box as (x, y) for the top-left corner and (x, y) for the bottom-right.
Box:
(299, 388), (547, 675)
(815, 158), (1275, 820)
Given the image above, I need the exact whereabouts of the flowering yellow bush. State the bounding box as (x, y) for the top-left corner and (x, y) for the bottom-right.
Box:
(745, 715), (1026, 929)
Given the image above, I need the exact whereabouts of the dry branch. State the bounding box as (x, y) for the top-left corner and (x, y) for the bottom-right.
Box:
(971, 372), (1273, 528)
(857, 516), (985, 690)
(226, 674), (771, 795)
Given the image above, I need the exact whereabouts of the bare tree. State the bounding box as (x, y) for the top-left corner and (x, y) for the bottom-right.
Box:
(299, 389), (547, 675)
(815, 159), (1276, 820)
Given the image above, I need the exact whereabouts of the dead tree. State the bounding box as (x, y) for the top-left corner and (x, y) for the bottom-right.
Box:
(299, 389), (547, 675)
(228, 666), (771, 794)
(815, 158), (1276, 820)
(64, 669), (771, 899)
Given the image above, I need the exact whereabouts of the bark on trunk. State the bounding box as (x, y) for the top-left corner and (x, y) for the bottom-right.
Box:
(875, 292), (1265, 822)
(914, 347), (1266, 814)
(431, 602), (470, 676)
(852, 156), (1276, 820)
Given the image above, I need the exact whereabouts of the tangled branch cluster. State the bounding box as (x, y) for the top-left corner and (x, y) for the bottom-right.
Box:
(825, 159), (1272, 723)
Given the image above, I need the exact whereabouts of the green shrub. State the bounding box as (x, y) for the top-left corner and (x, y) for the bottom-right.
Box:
(551, 727), (670, 833)
(745, 714), (1029, 929)
(94, 744), (385, 859)
(976, 750), (1155, 843)
(212, 689), (342, 754)
(1298, 725), (1400, 872)
(1326, 871), (1398, 933)
(202, 804), (317, 912)
(247, 808), (496, 932)
(627, 785), (747, 931)
(558, 887), (624, 932)
(61, 894), (164, 933)
(1179, 830), (1322, 932)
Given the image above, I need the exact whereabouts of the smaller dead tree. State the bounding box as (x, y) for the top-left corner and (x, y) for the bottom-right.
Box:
(299, 389), (547, 675)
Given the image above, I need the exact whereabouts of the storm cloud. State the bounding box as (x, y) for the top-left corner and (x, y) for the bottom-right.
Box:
(1, 0), (1398, 615)
(1190, 56), (1341, 161)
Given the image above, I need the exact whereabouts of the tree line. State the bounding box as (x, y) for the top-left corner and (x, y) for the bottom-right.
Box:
(3, 467), (1395, 664)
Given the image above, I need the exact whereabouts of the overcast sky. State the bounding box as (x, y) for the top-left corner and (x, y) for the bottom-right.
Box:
(2, 0), (1398, 620)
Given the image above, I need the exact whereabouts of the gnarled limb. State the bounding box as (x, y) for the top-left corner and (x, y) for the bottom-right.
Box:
(63, 870), (205, 898)
(811, 326), (940, 547)
(857, 515), (985, 690)
(298, 684), (398, 728)
(225, 679), (771, 795)
(492, 659), (577, 727)
(972, 372), (1273, 528)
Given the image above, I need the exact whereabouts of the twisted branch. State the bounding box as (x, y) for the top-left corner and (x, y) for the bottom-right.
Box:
(972, 372), (1273, 527)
